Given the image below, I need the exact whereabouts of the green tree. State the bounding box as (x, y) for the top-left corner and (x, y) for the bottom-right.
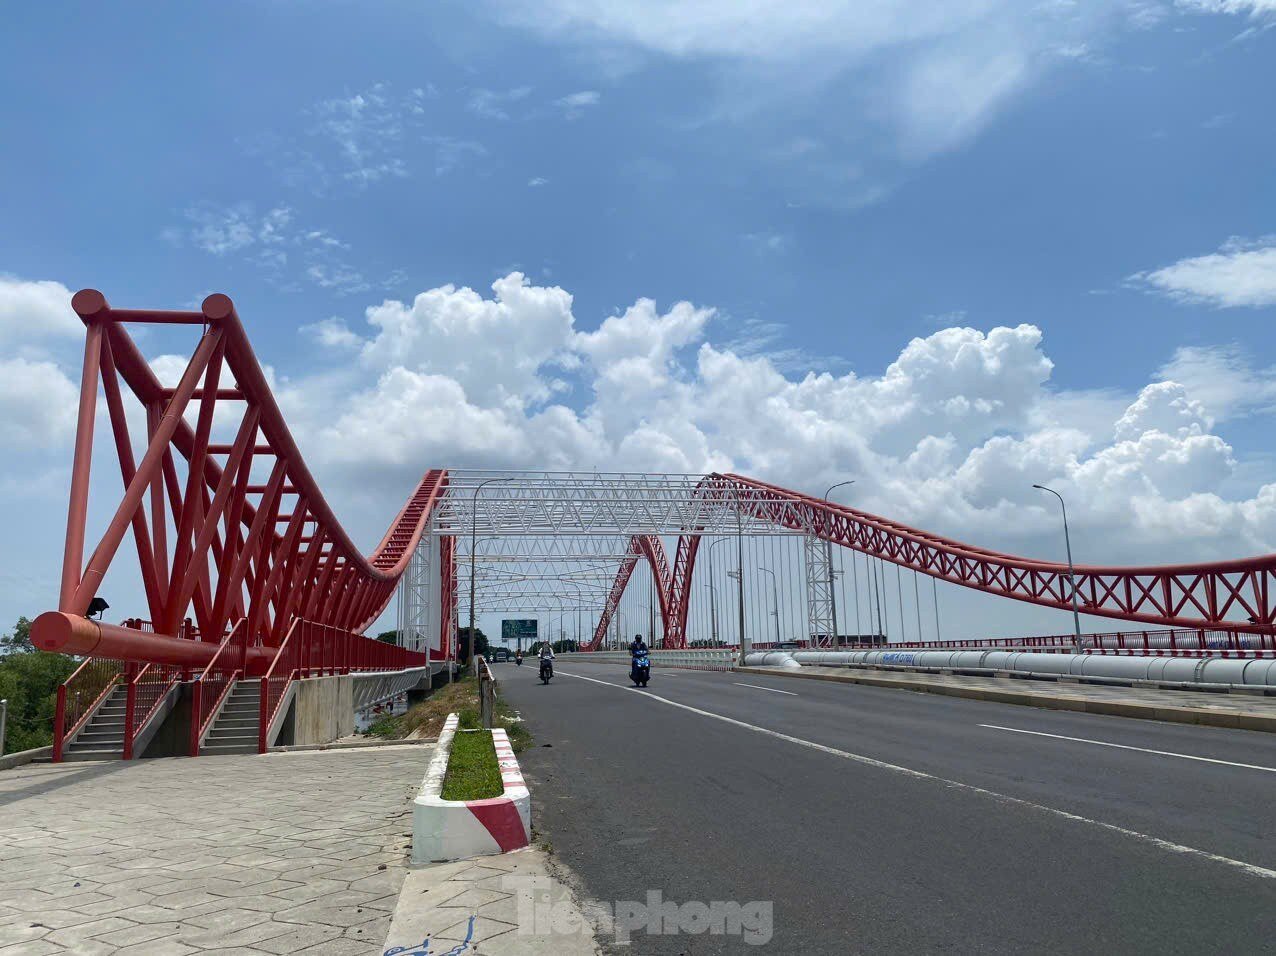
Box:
(375, 629), (400, 645)
(1, 617), (77, 753)
(457, 626), (489, 661)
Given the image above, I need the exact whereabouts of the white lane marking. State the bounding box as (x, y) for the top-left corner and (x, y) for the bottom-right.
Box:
(557, 669), (1276, 881)
(979, 724), (1276, 774)
(733, 682), (797, 696)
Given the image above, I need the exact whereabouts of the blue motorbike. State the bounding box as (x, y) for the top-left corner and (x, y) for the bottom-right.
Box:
(630, 652), (650, 688)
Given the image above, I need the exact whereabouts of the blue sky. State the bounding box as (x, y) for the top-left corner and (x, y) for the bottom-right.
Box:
(2, 1), (1275, 639)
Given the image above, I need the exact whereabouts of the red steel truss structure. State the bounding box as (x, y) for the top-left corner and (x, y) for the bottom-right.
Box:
(31, 290), (1276, 675)
(589, 473), (1276, 649)
(31, 290), (450, 674)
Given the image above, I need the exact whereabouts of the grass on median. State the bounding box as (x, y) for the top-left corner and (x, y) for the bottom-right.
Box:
(366, 669), (532, 753)
(440, 718), (503, 801)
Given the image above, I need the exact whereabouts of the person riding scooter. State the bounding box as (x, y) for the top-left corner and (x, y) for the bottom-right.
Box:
(629, 633), (651, 687)
(515, 649), (523, 667)
(538, 643), (554, 683)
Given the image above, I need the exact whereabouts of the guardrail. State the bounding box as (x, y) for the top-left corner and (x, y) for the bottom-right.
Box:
(564, 649), (737, 671)
(477, 655), (495, 728)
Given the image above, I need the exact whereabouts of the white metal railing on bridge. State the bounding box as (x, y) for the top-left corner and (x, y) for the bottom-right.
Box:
(559, 649), (737, 671)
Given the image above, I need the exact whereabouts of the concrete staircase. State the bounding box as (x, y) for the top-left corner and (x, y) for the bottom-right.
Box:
(200, 682), (261, 755)
(63, 685), (127, 761)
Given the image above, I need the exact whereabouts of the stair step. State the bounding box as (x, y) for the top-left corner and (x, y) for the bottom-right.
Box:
(200, 745), (257, 755)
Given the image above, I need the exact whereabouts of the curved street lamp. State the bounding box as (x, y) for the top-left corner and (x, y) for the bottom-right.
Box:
(823, 480), (855, 644)
(1033, 484), (1082, 650)
(757, 566), (782, 646)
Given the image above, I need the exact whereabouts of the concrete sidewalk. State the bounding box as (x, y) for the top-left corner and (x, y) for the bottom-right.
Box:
(741, 664), (1276, 731)
(383, 848), (599, 955)
(0, 745), (429, 954)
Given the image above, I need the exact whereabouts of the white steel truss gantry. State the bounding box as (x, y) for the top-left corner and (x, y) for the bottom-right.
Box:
(399, 470), (827, 629)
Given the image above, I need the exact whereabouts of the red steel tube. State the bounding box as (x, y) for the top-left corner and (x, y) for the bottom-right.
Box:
(31, 612), (274, 670)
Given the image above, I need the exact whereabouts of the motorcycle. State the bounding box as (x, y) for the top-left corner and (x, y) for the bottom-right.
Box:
(630, 652), (650, 688)
(539, 659), (553, 684)
(515, 656), (523, 667)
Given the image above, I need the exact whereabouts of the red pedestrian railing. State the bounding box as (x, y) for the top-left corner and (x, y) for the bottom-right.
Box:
(258, 619), (304, 752)
(53, 657), (124, 761)
(189, 619), (251, 756)
(123, 662), (184, 759)
(257, 619), (429, 752)
(833, 627), (1273, 653)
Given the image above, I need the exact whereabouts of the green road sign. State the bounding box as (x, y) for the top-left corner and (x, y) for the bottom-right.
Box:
(501, 619), (537, 644)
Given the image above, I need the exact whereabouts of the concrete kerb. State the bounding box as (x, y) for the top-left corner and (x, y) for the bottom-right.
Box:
(271, 736), (436, 753)
(737, 666), (1276, 733)
(412, 713), (531, 865)
(0, 745), (52, 772)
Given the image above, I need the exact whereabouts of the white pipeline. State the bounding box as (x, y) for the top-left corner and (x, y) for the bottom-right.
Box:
(744, 649), (1276, 687)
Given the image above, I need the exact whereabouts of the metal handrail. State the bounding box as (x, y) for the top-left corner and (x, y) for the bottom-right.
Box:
(189, 619), (248, 756)
(53, 656), (124, 761)
(258, 618), (303, 752)
(123, 662), (183, 759)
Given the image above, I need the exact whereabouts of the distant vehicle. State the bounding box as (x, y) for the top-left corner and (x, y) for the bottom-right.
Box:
(777, 641), (801, 649)
(492, 647), (511, 662)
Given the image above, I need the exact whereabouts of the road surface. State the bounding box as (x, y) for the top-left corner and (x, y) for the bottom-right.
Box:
(499, 659), (1276, 954)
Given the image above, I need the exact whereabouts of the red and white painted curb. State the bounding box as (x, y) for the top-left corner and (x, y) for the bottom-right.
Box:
(411, 713), (531, 864)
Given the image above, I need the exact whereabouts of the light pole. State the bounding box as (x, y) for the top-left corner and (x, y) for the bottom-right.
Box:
(704, 582), (719, 645)
(707, 537), (732, 646)
(823, 480), (855, 644)
(758, 566), (782, 645)
(736, 506), (748, 664)
(1033, 483), (1082, 651)
(468, 478), (513, 668)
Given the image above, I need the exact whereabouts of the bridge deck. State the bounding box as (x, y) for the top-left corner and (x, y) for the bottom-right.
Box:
(0, 745), (430, 954)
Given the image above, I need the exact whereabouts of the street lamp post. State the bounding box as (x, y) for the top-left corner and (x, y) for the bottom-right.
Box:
(735, 506), (748, 665)
(704, 582), (719, 645)
(468, 478), (513, 669)
(758, 566), (782, 645)
(1033, 484), (1082, 651)
(823, 480), (855, 645)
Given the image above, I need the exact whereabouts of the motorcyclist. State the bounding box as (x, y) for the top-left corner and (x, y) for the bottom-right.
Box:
(538, 642), (554, 681)
(628, 633), (649, 683)
(515, 649), (523, 666)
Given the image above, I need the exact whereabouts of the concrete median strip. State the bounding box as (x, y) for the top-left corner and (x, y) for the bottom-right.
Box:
(411, 713), (531, 865)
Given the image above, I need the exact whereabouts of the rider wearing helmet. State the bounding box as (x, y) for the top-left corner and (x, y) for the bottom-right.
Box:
(629, 633), (648, 657)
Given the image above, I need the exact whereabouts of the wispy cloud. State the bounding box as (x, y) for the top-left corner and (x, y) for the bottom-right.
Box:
(165, 202), (373, 293)
(553, 90), (601, 119)
(1130, 236), (1276, 308)
(743, 232), (792, 255)
(528, 176), (549, 187)
(428, 137), (489, 176)
(309, 84), (408, 187)
(466, 86), (533, 120)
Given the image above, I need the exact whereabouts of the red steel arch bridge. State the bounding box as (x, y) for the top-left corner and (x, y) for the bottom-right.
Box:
(30, 291), (1276, 758)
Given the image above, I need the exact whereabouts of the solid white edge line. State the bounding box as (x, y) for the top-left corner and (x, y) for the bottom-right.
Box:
(557, 668), (1276, 881)
(979, 724), (1276, 774)
(733, 682), (798, 696)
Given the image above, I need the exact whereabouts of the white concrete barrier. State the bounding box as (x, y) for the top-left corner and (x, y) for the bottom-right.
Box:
(411, 713), (531, 864)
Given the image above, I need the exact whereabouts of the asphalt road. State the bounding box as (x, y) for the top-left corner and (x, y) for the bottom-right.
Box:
(498, 659), (1276, 955)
